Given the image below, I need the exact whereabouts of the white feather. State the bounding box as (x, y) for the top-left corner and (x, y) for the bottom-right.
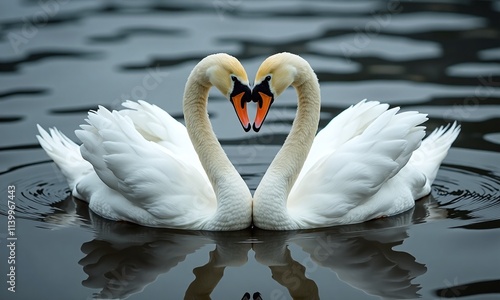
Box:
(288, 102), (431, 227)
(36, 54), (254, 231)
(252, 53), (460, 230)
(36, 125), (93, 199)
(283, 101), (459, 229)
(38, 103), (217, 229)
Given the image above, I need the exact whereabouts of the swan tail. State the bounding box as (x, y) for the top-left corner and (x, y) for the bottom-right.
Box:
(36, 124), (93, 189)
(409, 121), (461, 186)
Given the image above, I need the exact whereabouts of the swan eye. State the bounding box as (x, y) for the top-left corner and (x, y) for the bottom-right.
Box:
(231, 75), (237, 82)
(265, 75), (271, 82)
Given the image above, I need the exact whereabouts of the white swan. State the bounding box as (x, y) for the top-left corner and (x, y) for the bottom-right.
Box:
(36, 53), (253, 230)
(251, 52), (460, 230)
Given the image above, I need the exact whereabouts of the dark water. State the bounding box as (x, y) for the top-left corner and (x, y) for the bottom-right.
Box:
(1, 0), (500, 299)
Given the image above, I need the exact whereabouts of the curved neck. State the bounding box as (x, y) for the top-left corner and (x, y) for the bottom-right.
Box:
(183, 73), (251, 229)
(254, 74), (321, 229)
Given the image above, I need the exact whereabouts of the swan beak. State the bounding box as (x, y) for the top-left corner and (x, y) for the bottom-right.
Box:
(253, 292), (263, 300)
(251, 84), (274, 132)
(230, 81), (252, 132)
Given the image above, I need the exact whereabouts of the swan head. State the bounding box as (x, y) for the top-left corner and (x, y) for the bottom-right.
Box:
(251, 52), (312, 132)
(204, 53), (252, 132)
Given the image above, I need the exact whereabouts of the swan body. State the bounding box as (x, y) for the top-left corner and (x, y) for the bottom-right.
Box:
(37, 53), (253, 230)
(251, 53), (460, 230)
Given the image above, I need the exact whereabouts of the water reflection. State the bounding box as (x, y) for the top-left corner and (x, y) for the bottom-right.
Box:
(79, 214), (249, 299)
(1, 0), (499, 298)
(286, 198), (439, 300)
(36, 194), (450, 299)
(435, 279), (500, 298)
(81, 215), (251, 299)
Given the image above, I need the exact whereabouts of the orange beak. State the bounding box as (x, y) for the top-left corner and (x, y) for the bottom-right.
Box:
(251, 79), (275, 132)
(253, 92), (273, 132)
(230, 91), (251, 132)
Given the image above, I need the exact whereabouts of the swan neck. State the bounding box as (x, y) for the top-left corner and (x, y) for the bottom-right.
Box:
(275, 78), (321, 193)
(183, 72), (251, 229)
(254, 74), (321, 229)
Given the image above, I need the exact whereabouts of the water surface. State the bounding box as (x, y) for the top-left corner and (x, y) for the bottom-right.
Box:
(1, 1), (499, 299)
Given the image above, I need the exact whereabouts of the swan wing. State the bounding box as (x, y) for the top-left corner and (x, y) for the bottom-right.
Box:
(288, 106), (427, 225)
(299, 100), (390, 182)
(75, 106), (216, 227)
(119, 100), (194, 154)
(119, 100), (209, 184)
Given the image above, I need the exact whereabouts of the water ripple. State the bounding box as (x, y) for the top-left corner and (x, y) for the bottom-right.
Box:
(0, 50), (101, 73)
(0, 115), (23, 123)
(87, 27), (184, 43)
(0, 88), (48, 100)
(0, 1), (499, 298)
(0, 163), (73, 226)
(433, 164), (500, 222)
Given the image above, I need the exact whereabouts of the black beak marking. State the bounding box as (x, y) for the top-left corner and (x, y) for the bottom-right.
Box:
(230, 79), (252, 108)
(229, 78), (252, 132)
